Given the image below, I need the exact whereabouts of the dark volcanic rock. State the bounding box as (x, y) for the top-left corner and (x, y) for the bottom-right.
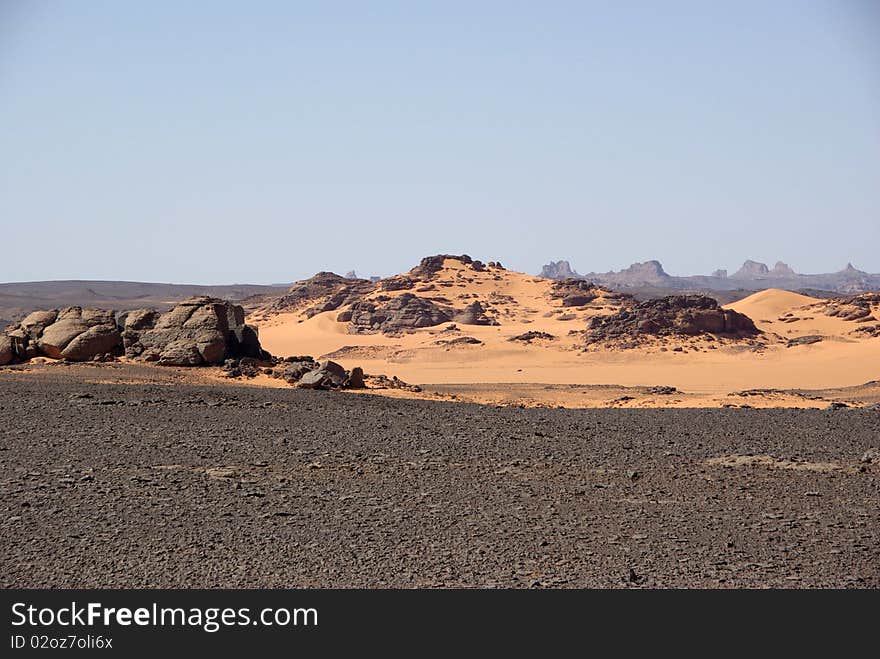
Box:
(435, 336), (482, 346)
(345, 366), (366, 389)
(409, 254), (491, 278)
(551, 280), (633, 307)
(297, 360), (348, 390)
(787, 335), (823, 347)
(586, 295), (759, 342)
(823, 293), (880, 323)
(380, 276), (418, 292)
(509, 331), (556, 343)
(274, 358), (320, 384)
(345, 293), (452, 334)
(3, 364), (879, 589)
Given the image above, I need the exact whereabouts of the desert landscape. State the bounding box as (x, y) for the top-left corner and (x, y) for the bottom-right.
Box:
(243, 255), (880, 410)
(2, 254), (879, 588)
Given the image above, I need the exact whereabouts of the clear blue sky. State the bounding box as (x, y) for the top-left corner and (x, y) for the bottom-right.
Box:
(1, 1), (878, 283)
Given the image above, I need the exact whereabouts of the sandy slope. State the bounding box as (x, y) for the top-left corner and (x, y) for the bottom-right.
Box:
(253, 261), (880, 406)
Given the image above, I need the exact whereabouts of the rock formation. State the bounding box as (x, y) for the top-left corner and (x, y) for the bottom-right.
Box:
(540, 260), (581, 280)
(268, 272), (374, 317)
(550, 280), (633, 307)
(452, 301), (496, 325)
(0, 297), (268, 366)
(260, 357), (377, 391)
(540, 258), (880, 294)
(2, 307), (121, 364)
(770, 261), (795, 277)
(411, 254), (488, 277)
(120, 297), (268, 365)
(732, 260), (770, 279)
(340, 294), (453, 334)
(585, 295), (759, 343)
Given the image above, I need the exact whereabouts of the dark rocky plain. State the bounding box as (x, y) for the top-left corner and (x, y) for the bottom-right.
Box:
(1, 363), (878, 588)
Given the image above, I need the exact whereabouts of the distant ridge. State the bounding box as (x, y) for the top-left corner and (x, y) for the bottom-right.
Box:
(539, 259), (880, 294)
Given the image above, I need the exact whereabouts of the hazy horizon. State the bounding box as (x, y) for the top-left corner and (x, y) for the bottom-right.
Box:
(1, 252), (878, 287)
(2, 1), (879, 283)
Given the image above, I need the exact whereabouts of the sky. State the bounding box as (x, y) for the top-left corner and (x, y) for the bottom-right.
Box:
(1, 1), (878, 284)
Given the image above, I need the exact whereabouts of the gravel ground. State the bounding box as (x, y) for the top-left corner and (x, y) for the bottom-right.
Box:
(1, 364), (878, 588)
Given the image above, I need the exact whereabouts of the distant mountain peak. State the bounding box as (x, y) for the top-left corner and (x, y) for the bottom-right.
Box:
(770, 261), (795, 276)
(540, 260), (581, 280)
(537, 255), (879, 294)
(732, 260), (770, 279)
(620, 260), (668, 278)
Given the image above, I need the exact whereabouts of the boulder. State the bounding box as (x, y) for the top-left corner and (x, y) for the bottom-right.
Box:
(37, 319), (90, 358)
(19, 310), (58, 340)
(34, 307), (123, 361)
(0, 334), (12, 366)
(275, 358), (320, 384)
(61, 324), (122, 361)
(345, 366), (365, 389)
(297, 360), (348, 389)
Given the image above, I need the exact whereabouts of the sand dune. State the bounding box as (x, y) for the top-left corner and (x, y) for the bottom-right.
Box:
(726, 288), (818, 320)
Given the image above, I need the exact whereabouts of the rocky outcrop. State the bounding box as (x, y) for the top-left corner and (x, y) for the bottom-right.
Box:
(341, 294), (452, 334)
(1, 297), (268, 366)
(264, 357), (366, 390)
(121, 297), (268, 366)
(268, 272), (375, 317)
(39, 308), (122, 360)
(550, 280), (633, 307)
(380, 276), (418, 292)
(2, 307), (122, 363)
(586, 295), (759, 342)
(409, 254), (491, 278)
(822, 293), (880, 322)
